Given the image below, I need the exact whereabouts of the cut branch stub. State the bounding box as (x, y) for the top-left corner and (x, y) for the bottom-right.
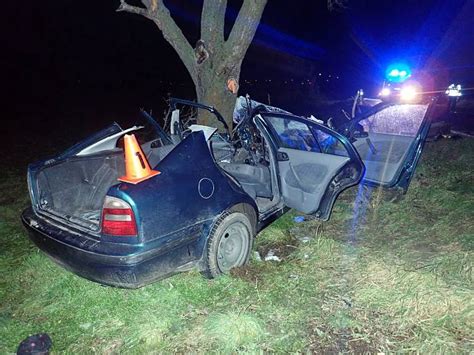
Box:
(150, 0), (158, 12)
(227, 78), (239, 94)
(194, 40), (210, 65)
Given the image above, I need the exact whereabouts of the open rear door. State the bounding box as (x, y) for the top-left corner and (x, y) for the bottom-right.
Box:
(260, 114), (364, 220)
(347, 100), (435, 191)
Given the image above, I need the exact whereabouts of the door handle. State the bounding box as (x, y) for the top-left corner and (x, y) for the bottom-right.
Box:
(277, 151), (289, 161)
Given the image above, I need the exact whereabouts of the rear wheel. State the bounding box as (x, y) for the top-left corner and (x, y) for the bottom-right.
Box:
(202, 212), (253, 278)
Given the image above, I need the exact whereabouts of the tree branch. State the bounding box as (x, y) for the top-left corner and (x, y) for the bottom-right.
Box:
(201, 0), (227, 54)
(117, 0), (197, 82)
(327, 0), (348, 11)
(117, 0), (151, 18)
(223, 0), (267, 69)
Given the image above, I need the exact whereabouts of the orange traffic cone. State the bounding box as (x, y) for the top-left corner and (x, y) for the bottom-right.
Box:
(118, 134), (160, 184)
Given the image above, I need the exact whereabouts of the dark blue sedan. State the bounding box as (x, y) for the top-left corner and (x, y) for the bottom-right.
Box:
(22, 98), (435, 287)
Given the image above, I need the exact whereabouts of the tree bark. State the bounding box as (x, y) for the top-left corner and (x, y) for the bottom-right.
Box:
(195, 60), (240, 132)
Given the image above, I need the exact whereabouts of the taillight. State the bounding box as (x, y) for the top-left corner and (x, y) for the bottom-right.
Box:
(101, 196), (138, 237)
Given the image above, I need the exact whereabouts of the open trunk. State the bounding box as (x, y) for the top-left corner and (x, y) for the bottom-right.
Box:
(33, 143), (175, 232)
(35, 151), (125, 231)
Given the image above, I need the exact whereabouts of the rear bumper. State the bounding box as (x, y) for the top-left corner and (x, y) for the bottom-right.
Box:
(21, 207), (199, 288)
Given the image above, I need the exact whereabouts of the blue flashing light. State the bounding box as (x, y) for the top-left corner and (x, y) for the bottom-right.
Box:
(389, 69), (400, 77)
(386, 63), (411, 83)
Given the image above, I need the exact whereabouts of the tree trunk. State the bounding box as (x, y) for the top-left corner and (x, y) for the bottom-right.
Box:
(195, 65), (239, 133)
(118, 0), (268, 133)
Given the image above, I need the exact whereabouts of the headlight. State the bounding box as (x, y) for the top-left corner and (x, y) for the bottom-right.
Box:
(379, 87), (391, 97)
(400, 85), (418, 101)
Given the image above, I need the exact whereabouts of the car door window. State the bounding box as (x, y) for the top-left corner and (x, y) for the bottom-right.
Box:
(266, 116), (321, 152)
(353, 104), (429, 186)
(312, 128), (349, 157)
(359, 104), (428, 137)
(266, 116), (350, 158)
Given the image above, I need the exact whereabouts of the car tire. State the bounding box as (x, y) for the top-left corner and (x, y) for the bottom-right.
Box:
(202, 211), (254, 278)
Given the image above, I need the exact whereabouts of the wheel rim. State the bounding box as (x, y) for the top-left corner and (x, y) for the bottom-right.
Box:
(217, 221), (250, 272)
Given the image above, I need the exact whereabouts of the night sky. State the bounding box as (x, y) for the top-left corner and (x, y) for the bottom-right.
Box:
(4, 0), (473, 145)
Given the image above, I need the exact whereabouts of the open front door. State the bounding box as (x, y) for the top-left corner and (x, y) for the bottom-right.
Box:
(347, 100), (435, 191)
(261, 114), (364, 220)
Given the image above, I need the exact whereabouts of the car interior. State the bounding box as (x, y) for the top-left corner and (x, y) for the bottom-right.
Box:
(212, 112), (355, 216)
(168, 102), (280, 215)
(210, 133), (277, 214)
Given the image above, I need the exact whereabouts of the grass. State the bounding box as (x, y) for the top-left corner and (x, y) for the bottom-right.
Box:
(0, 138), (473, 353)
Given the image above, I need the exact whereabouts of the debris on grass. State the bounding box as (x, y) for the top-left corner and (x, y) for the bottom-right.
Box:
(264, 250), (281, 262)
(256, 233), (298, 262)
(297, 236), (312, 243)
(294, 216), (305, 223)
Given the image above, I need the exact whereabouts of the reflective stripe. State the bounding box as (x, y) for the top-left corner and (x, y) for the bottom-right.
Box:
(104, 214), (132, 222)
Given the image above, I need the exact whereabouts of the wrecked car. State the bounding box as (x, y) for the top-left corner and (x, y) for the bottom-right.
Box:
(22, 97), (435, 287)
